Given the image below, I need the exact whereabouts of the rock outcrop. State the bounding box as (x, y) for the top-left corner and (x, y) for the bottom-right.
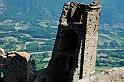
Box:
(78, 67), (124, 82)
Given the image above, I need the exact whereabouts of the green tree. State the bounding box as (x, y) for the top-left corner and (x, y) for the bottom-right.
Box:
(103, 42), (109, 48)
(43, 52), (49, 58)
(26, 43), (40, 52)
(110, 40), (119, 48)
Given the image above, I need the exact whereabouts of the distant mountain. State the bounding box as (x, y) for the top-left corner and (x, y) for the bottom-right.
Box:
(100, 0), (124, 25)
(0, 0), (124, 25)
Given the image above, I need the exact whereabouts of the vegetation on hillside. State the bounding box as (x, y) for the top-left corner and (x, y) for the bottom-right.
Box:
(0, 20), (123, 70)
(0, 0), (124, 70)
(0, 0), (124, 25)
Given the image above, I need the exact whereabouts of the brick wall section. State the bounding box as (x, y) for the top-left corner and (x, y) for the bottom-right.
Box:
(77, 67), (124, 82)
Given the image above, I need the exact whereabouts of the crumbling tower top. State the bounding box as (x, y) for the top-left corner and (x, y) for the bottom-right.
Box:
(90, 0), (101, 7)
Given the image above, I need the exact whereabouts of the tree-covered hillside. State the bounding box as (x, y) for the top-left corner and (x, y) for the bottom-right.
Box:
(0, 0), (124, 69)
(0, 0), (124, 25)
(0, 0), (124, 50)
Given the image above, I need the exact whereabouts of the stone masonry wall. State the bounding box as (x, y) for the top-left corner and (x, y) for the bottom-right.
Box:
(0, 0), (102, 82)
(0, 1), (123, 82)
(34, 1), (102, 82)
(0, 55), (28, 82)
(0, 51), (36, 82)
(81, 1), (101, 78)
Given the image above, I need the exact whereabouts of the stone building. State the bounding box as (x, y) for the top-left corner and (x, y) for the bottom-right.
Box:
(5, 0), (124, 82)
(0, 0), (102, 82)
(34, 0), (101, 82)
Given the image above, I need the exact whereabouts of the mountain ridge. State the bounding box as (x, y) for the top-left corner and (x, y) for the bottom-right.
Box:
(0, 0), (124, 25)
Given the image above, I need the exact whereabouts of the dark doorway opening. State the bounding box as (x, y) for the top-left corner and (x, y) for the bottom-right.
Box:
(69, 56), (75, 72)
(60, 29), (78, 72)
(60, 29), (78, 52)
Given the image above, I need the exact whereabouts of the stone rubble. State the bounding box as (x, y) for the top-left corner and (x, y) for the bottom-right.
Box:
(77, 67), (124, 82)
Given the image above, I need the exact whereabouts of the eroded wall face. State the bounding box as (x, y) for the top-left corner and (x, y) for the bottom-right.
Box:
(0, 56), (28, 82)
(81, 8), (101, 78)
(0, 1), (101, 82)
(0, 53), (36, 82)
(53, 29), (78, 55)
(46, 1), (101, 82)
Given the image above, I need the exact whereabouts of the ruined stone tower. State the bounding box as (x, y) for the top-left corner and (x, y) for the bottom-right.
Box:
(0, 0), (102, 82)
(1, 0), (124, 82)
(45, 0), (102, 82)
